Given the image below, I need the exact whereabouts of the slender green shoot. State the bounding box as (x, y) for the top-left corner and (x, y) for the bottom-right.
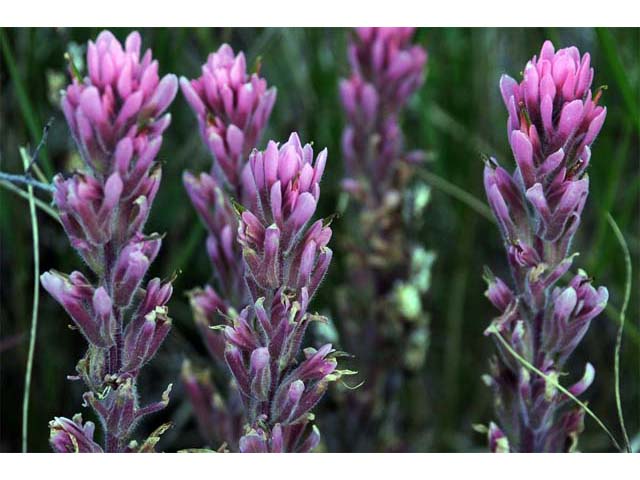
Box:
(20, 146), (41, 453)
(0, 180), (60, 223)
(604, 301), (640, 348)
(417, 169), (495, 224)
(606, 213), (632, 452)
(487, 324), (622, 452)
(0, 172), (55, 192)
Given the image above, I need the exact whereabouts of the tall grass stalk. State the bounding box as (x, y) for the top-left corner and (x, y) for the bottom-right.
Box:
(20, 146), (40, 453)
(606, 213), (632, 452)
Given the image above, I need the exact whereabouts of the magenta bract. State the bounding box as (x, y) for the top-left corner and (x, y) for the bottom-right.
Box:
(483, 40), (608, 453)
(44, 30), (177, 453)
(180, 44), (276, 188)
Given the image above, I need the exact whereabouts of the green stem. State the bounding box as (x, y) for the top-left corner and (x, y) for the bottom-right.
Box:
(0, 180), (59, 223)
(0, 172), (55, 192)
(20, 147), (41, 453)
(416, 169), (495, 224)
(604, 302), (640, 348)
(606, 213), (632, 452)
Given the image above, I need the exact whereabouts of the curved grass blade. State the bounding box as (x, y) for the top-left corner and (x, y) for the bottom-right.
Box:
(417, 168), (495, 224)
(606, 213), (632, 452)
(0, 29), (54, 179)
(487, 324), (622, 452)
(0, 180), (60, 223)
(20, 147), (41, 453)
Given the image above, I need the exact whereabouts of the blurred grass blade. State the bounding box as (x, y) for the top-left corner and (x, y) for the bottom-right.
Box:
(0, 29), (54, 179)
(0, 180), (60, 223)
(428, 103), (497, 155)
(417, 169), (495, 224)
(604, 302), (640, 348)
(20, 147), (41, 453)
(589, 123), (631, 272)
(595, 28), (640, 135)
(606, 213), (632, 452)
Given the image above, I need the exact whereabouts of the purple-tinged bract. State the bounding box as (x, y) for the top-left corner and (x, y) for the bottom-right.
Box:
(180, 44), (276, 188)
(49, 415), (104, 453)
(482, 40), (608, 453)
(222, 133), (344, 452)
(180, 44), (278, 449)
(238, 133), (331, 298)
(44, 30), (177, 453)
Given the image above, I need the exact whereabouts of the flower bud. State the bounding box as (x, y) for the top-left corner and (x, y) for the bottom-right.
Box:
(62, 30), (176, 171)
(249, 347), (271, 401)
(180, 44), (276, 188)
(41, 271), (115, 347)
(113, 235), (161, 306)
(122, 305), (171, 373)
(49, 414), (103, 453)
(225, 344), (251, 399)
(239, 428), (269, 453)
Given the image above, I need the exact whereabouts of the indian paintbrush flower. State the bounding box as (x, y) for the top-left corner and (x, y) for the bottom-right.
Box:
(336, 27), (432, 451)
(238, 133), (330, 297)
(180, 44), (276, 189)
(183, 172), (245, 307)
(340, 27), (427, 191)
(482, 40), (608, 452)
(225, 133), (342, 452)
(180, 44), (277, 449)
(42, 30), (177, 453)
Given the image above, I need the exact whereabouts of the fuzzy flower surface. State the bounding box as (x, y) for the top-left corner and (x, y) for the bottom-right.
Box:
(180, 44), (276, 188)
(483, 40), (607, 453)
(43, 30), (177, 453)
(223, 133), (344, 453)
(180, 44), (278, 449)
